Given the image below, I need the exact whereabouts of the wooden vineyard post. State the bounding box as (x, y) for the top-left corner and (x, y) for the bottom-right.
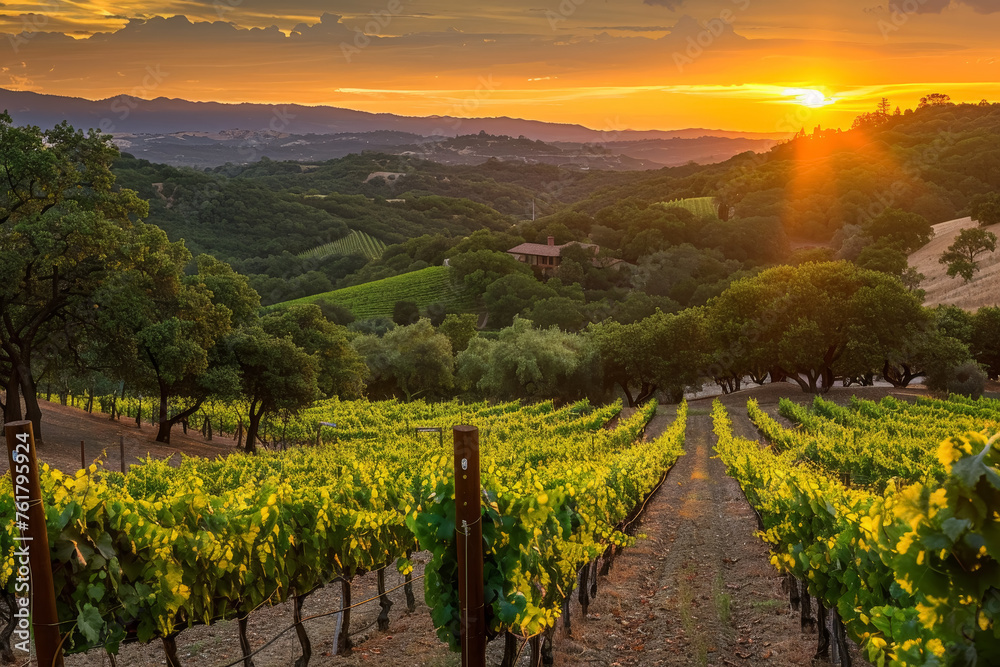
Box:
(453, 425), (486, 667)
(120, 435), (126, 474)
(80, 440), (86, 471)
(4, 421), (65, 667)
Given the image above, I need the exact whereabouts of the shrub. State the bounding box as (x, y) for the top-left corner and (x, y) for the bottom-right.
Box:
(926, 359), (987, 399)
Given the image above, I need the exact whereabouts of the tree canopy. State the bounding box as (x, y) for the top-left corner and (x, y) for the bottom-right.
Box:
(0, 113), (149, 437)
(706, 261), (927, 393)
(457, 317), (600, 402)
(940, 228), (998, 282)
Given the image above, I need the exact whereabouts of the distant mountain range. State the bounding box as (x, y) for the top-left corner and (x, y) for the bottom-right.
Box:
(0, 88), (787, 169)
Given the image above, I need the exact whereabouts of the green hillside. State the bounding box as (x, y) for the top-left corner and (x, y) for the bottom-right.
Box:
(299, 230), (387, 261)
(274, 266), (477, 319)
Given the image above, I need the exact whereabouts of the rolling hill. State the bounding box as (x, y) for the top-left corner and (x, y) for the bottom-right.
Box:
(0, 88), (781, 168)
(273, 266), (477, 319)
(909, 217), (1000, 310)
(0, 88), (789, 141)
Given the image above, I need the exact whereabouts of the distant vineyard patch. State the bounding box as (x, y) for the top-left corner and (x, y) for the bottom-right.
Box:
(299, 230), (387, 261)
(655, 196), (718, 217)
(275, 266), (476, 319)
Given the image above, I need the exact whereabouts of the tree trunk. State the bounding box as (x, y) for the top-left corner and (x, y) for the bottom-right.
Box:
(155, 387), (206, 444)
(790, 372), (813, 393)
(821, 367), (835, 393)
(4, 370), (23, 424)
(156, 385), (172, 443)
(882, 361), (905, 388)
(618, 382), (636, 408)
(14, 364), (42, 439)
(245, 402), (265, 454)
(634, 382), (658, 405)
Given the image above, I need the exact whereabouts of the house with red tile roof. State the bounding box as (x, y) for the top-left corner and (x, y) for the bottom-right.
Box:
(506, 236), (600, 273)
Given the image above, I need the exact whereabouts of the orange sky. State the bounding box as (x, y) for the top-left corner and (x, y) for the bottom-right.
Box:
(1, 1), (999, 132)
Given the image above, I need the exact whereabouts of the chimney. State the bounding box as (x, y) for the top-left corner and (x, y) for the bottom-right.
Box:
(547, 235), (555, 246)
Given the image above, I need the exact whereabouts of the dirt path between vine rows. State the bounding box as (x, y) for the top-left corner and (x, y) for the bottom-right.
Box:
(550, 405), (869, 667)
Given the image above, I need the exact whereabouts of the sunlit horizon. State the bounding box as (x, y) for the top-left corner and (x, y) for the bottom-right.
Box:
(2, 4), (999, 133)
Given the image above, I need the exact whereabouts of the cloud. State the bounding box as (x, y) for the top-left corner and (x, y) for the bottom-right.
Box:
(962, 0), (1000, 9)
(659, 15), (747, 45)
(643, 0), (686, 8)
(913, 0), (1000, 12)
(585, 25), (675, 31)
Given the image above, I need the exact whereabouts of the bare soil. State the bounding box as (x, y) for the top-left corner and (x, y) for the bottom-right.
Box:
(908, 216), (1000, 310)
(7, 384), (971, 666)
(0, 398), (239, 476)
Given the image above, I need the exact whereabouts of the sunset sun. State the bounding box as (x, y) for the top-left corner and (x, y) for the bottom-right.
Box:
(785, 87), (836, 108)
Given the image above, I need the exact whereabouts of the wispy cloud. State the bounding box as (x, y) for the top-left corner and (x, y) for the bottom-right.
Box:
(3, 2), (1000, 131)
(643, 0), (686, 9)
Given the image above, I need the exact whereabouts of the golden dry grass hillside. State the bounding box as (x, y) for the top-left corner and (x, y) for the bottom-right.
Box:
(909, 216), (1000, 310)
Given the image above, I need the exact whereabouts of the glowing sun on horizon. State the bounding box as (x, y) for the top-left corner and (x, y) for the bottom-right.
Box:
(785, 88), (836, 108)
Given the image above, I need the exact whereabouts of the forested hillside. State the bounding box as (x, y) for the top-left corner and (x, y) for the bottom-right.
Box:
(566, 101), (1000, 241)
(111, 101), (1000, 317)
